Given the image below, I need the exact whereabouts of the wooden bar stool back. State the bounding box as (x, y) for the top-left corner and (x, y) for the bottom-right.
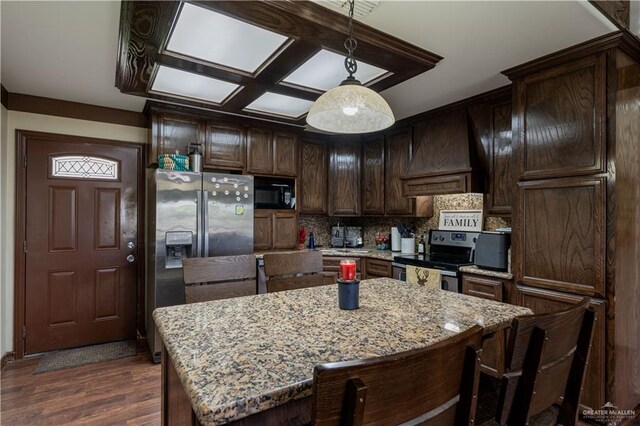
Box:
(312, 325), (484, 426)
(496, 298), (596, 426)
(263, 251), (325, 293)
(182, 255), (257, 303)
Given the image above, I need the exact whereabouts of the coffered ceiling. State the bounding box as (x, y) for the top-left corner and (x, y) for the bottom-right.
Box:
(1, 1), (618, 126)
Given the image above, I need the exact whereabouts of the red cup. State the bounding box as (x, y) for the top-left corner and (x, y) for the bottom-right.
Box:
(339, 259), (356, 281)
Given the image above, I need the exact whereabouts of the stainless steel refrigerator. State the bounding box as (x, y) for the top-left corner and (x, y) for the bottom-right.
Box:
(146, 170), (254, 362)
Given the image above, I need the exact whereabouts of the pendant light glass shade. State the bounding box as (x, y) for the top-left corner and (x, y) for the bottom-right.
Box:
(306, 81), (395, 134)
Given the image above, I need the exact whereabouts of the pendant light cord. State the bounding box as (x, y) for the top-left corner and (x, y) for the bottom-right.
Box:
(344, 0), (358, 79)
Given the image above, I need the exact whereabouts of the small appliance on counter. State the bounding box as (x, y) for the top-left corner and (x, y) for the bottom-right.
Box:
(474, 231), (511, 272)
(331, 225), (364, 248)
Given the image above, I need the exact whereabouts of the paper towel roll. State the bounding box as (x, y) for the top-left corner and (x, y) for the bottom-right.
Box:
(391, 227), (401, 252)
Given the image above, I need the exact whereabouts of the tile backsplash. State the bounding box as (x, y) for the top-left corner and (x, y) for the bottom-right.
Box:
(299, 194), (510, 248)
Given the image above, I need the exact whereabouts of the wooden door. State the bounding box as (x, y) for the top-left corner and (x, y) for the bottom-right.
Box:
(328, 140), (360, 216)
(299, 139), (327, 214)
(272, 212), (298, 249)
(385, 129), (414, 215)
(362, 137), (385, 215)
(273, 132), (298, 177)
(247, 127), (273, 174)
(254, 211), (273, 250)
(24, 137), (140, 353)
(205, 123), (246, 170)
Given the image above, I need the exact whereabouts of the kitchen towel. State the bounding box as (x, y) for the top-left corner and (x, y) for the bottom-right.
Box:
(406, 265), (441, 289)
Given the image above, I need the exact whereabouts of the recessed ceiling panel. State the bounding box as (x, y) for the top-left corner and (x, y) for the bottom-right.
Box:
(282, 49), (387, 91)
(166, 3), (289, 73)
(244, 92), (314, 118)
(151, 66), (240, 104)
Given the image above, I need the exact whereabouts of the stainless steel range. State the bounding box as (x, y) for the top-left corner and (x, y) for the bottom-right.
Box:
(392, 230), (479, 292)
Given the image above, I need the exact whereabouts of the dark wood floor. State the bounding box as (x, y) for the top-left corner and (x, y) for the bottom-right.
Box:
(2, 346), (639, 425)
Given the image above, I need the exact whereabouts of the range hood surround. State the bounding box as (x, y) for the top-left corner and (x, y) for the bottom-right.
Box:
(401, 108), (483, 197)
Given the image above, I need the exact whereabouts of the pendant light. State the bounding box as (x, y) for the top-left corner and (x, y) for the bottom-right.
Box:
(306, 0), (394, 134)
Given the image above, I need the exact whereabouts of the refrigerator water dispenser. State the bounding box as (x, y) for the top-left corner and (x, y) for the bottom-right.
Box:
(165, 231), (193, 269)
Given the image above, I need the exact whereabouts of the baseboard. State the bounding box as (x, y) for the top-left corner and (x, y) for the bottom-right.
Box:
(1, 351), (16, 371)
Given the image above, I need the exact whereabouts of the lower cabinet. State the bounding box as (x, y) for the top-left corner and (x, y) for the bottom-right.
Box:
(516, 285), (605, 409)
(253, 210), (298, 250)
(322, 257), (362, 284)
(364, 258), (392, 279)
(462, 274), (506, 378)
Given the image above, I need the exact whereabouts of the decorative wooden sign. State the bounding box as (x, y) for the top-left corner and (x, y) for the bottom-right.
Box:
(439, 210), (483, 231)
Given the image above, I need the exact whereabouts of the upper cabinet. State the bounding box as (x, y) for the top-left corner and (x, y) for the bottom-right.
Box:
(149, 113), (203, 166)
(402, 109), (482, 196)
(328, 139), (361, 216)
(247, 128), (299, 177)
(513, 55), (606, 180)
(299, 139), (327, 215)
(385, 129), (415, 216)
(487, 103), (514, 215)
(361, 136), (385, 216)
(205, 123), (245, 170)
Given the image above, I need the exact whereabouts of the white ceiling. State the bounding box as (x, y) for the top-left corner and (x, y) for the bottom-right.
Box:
(1, 1), (617, 120)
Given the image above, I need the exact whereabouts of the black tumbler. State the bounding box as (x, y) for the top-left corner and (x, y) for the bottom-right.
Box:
(337, 279), (360, 310)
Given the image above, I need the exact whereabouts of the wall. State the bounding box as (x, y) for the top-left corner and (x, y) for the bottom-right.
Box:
(300, 194), (510, 248)
(0, 110), (147, 357)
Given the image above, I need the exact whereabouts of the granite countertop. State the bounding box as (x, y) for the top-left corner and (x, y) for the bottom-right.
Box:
(254, 247), (396, 261)
(459, 265), (514, 280)
(154, 278), (532, 425)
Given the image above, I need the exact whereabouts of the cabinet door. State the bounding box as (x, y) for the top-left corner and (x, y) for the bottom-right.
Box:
(462, 274), (503, 301)
(152, 114), (202, 166)
(515, 55), (606, 179)
(273, 132), (298, 177)
(515, 176), (605, 297)
(362, 137), (385, 215)
(299, 140), (327, 214)
(487, 103), (514, 215)
(253, 211), (272, 250)
(516, 285), (605, 409)
(205, 123), (245, 170)
(246, 127), (273, 175)
(272, 212), (298, 249)
(364, 258), (392, 279)
(328, 141), (360, 216)
(385, 129), (414, 215)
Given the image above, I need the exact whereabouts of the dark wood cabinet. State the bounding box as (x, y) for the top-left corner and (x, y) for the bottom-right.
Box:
(486, 103), (514, 215)
(323, 257), (362, 284)
(273, 132), (298, 177)
(364, 258), (392, 279)
(385, 129), (414, 216)
(253, 211), (273, 250)
(272, 211), (298, 249)
(253, 210), (298, 250)
(361, 137), (385, 215)
(515, 176), (605, 298)
(247, 127), (273, 175)
(247, 128), (298, 177)
(514, 55), (606, 180)
(150, 114), (203, 166)
(328, 140), (360, 216)
(204, 123), (245, 170)
(299, 139), (327, 215)
(516, 285), (605, 409)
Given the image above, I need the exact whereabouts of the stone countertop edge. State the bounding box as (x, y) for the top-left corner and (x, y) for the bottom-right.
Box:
(459, 264), (514, 280)
(154, 279), (532, 425)
(254, 247), (397, 261)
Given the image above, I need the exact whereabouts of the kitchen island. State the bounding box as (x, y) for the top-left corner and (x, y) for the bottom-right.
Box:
(154, 278), (532, 425)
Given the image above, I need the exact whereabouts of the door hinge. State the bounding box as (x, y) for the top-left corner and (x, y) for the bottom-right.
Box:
(23, 240), (27, 253)
(23, 156), (27, 168)
(22, 325), (26, 340)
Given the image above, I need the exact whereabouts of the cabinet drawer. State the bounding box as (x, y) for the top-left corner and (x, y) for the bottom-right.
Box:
(462, 274), (503, 301)
(322, 257), (362, 272)
(402, 173), (472, 197)
(365, 258), (392, 278)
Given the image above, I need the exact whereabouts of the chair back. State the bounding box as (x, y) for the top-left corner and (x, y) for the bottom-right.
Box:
(182, 255), (257, 303)
(497, 298), (595, 426)
(312, 325), (484, 426)
(263, 251), (324, 293)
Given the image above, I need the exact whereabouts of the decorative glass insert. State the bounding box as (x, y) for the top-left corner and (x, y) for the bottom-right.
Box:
(51, 156), (119, 180)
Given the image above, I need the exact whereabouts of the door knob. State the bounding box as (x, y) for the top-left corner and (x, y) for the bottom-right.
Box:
(126, 254), (135, 263)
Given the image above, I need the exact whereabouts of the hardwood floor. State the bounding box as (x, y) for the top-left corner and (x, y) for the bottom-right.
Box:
(2, 346), (639, 425)
(1, 349), (160, 425)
